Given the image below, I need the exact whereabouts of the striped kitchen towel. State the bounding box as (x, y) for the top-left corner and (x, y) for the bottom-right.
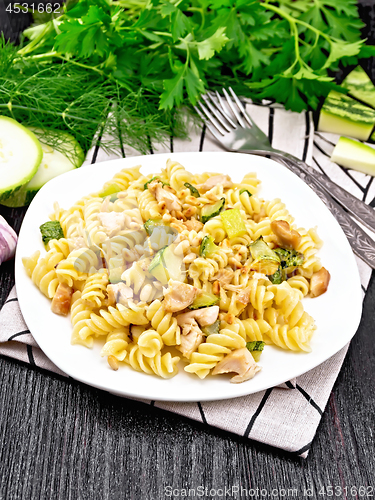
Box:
(0, 102), (373, 458)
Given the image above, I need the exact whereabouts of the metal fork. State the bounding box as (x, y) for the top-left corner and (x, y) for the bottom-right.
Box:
(194, 88), (375, 269)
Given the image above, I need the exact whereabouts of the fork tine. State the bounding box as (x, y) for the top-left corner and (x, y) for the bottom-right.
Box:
(228, 87), (253, 128)
(207, 92), (237, 129)
(222, 88), (246, 128)
(194, 106), (225, 143)
(196, 101), (227, 135)
(201, 94), (232, 132)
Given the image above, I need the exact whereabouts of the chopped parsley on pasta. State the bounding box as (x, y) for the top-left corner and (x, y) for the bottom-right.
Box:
(22, 160), (330, 383)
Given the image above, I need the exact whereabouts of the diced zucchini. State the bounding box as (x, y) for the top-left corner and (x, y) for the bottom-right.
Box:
(108, 268), (123, 284)
(201, 198), (225, 223)
(149, 245), (184, 285)
(184, 182), (200, 198)
(189, 291), (219, 310)
(239, 189), (252, 197)
(144, 218), (165, 236)
(221, 208), (247, 239)
(199, 235), (217, 257)
(40, 220), (64, 245)
(201, 320), (220, 336)
(246, 341), (265, 362)
(99, 184), (122, 200)
(331, 136), (375, 176)
(342, 66), (375, 109)
(250, 237), (280, 275)
(318, 90), (375, 141)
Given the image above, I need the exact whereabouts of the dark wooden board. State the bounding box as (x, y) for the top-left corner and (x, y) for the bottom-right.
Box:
(1, 3), (375, 498)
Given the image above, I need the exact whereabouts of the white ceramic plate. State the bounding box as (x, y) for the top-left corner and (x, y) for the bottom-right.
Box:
(15, 152), (362, 402)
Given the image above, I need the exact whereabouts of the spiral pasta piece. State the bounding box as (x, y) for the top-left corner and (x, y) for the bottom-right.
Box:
(146, 299), (181, 346)
(137, 329), (164, 358)
(225, 189), (262, 217)
(23, 249), (64, 298)
(70, 291), (94, 348)
(264, 307), (314, 352)
(184, 326), (246, 379)
(223, 317), (271, 342)
(81, 271), (109, 307)
(138, 189), (162, 221)
(287, 276), (310, 296)
(164, 159), (193, 191)
(82, 197), (107, 246)
(263, 198), (294, 224)
(86, 302), (149, 337)
(101, 328), (130, 361)
(125, 344), (180, 378)
(56, 248), (99, 287)
(101, 165), (142, 192)
(202, 216), (226, 243)
(295, 228), (322, 277)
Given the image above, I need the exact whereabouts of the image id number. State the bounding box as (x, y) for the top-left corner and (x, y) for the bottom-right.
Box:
(319, 486), (373, 497)
(6, 3), (61, 14)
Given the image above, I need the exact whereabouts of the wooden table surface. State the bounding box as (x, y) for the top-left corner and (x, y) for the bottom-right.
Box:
(1, 2), (375, 498)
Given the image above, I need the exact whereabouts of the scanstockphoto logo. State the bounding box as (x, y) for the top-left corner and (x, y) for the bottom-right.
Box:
(69, 224), (185, 302)
(164, 485), (299, 498)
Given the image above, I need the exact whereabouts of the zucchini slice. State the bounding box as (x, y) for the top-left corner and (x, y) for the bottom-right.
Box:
(0, 116), (42, 206)
(184, 182), (200, 198)
(149, 245), (184, 285)
(144, 218), (169, 236)
(1, 126), (84, 207)
(342, 66), (375, 109)
(201, 320), (220, 336)
(318, 90), (375, 141)
(331, 136), (375, 176)
(239, 189), (252, 197)
(189, 291), (219, 310)
(201, 198), (225, 224)
(99, 184), (122, 201)
(250, 237), (280, 275)
(199, 235), (217, 257)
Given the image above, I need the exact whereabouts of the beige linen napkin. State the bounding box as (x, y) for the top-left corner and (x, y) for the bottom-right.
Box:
(0, 103), (372, 458)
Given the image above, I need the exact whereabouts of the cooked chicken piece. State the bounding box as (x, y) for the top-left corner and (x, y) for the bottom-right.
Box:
(98, 212), (126, 238)
(198, 175), (233, 192)
(177, 319), (204, 359)
(176, 305), (219, 328)
(271, 220), (301, 249)
(184, 218), (204, 232)
(148, 180), (182, 212)
(51, 283), (73, 316)
(310, 267), (330, 298)
(237, 286), (251, 305)
(163, 280), (198, 312)
(212, 268), (234, 285)
(107, 282), (133, 307)
(212, 347), (261, 383)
